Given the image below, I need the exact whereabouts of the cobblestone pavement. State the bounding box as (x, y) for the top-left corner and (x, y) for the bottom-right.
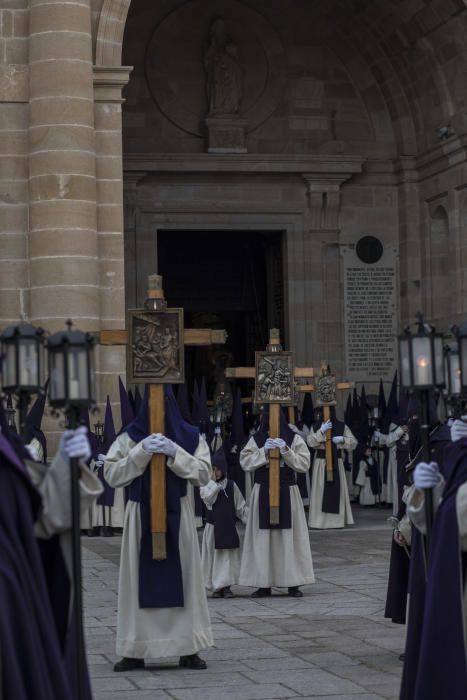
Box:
(83, 506), (404, 700)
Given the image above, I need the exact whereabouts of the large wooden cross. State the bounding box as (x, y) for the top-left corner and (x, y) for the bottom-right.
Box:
(226, 329), (314, 525)
(315, 362), (353, 482)
(98, 274), (227, 560)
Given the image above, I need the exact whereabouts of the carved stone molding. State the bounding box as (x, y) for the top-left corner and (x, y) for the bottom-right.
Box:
(302, 173), (356, 231)
(93, 65), (133, 103)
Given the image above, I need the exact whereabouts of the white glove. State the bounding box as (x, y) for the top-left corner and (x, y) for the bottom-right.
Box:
(274, 438), (287, 453)
(26, 443), (40, 462)
(451, 419), (467, 443)
(264, 437), (277, 454)
(214, 426), (221, 435)
(142, 433), (178, 458)
(332, 436), (345, 445)
(97, 453), (106, 462)
(413, 461), (441, 490)
(94, 459), (104, 469)
(320, 420), (332, 434)
(60, 426), (91, 462)
(373, 430), (382, 442)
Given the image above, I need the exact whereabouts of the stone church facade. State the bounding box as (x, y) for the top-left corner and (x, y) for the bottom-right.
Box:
(1, 0), (467, 411)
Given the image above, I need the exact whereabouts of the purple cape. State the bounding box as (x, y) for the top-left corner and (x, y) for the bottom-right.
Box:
(0, 432), (74, 700)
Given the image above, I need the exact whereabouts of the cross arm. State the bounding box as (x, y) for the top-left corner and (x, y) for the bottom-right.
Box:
(97, 328), (227, 347)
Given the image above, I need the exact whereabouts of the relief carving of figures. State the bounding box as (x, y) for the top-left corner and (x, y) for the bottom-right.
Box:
(204, 17), (242, 117)
(129, 311), (183, 382)
(256, 354), (294, 403)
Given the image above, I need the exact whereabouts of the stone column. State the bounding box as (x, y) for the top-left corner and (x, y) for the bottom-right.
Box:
(0, 2), (29, 325)
(93, 66), (131, 413)
(28, 0), (98, 332)
(302, 174), (351, 380)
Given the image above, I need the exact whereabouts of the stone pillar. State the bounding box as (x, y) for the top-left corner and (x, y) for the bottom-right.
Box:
(28, 0), (99, 332)
(302, 174), (351, 380)
(93, 66), (131, 414)
(0, 2), (29, 325)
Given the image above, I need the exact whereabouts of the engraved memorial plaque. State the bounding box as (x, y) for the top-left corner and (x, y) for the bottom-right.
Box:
(254, 351), (294, 405)
(127, 308), (184, 384)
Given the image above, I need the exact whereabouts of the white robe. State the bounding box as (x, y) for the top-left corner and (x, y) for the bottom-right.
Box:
(200, 479), (248, 591)
(375, 424), (405, 514)
(104, 433), (214, 660)
(307, 426), (357, 529)
(355, 458), (378, 506)
(238, 435), (315, 589)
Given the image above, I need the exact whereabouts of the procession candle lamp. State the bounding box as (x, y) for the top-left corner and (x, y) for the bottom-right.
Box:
(46, 320), (95, 700)
(444, 342), (462, 401)
(398, 312), (445, 558)
(94, 420), (104, 443)
(0, 323), (45, 438)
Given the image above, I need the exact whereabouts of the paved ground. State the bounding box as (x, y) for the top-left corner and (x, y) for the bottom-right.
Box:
(83, 506), (405, 700)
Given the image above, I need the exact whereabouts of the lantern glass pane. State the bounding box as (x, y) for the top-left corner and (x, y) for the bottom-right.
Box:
(49, 350), (65, 402)
(412, 336), (434, 387)
(399, 338), (412, 387)
(449, 351), (461, 396)
(68, 347), (88, 401)
(433, 336), (445, 387)
(4, 343), (17, 388)
(18, 338), (39, 388)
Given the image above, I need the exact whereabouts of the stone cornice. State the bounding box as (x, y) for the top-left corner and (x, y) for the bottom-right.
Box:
(123, 153), (365, 176)
(93, 65), (133, 103)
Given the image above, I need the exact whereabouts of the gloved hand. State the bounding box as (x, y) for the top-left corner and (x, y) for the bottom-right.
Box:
(320, 420), (332, 434)
(275, 438), (287, 453)
(373, 430), (382, 442)
(451, 418), (467, 443)
(332, 435), (345, 445)
(142, 434), (178, 458)
(214, 426), (221, 435)
(264, 437), (277, 454)
(413, 461), (441, 490)
(94, 459), (104, 469)
(59, 426), (91, 462)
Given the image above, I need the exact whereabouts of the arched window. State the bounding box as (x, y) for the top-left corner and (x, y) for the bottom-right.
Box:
(430, 205), (450, 320)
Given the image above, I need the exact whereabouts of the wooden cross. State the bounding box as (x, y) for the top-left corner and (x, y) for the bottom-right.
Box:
(226, 329), (314, 525)
(98, 274), (227, 560)
(315, 362), (353, 482)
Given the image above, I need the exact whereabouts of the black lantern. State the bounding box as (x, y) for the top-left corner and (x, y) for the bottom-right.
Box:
(453, 320), (467, 395)
(47, 321), (95, 409)
(0, 323), (44, 394)
(94, 420), (104, 440)
(399, 313), (445, 391)
(444, 342), (461, 397)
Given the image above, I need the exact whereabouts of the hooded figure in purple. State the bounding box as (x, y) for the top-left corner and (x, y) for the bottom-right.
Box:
(104, 385), (213, 672)
(400, 418), (467, 700)
(238, 407), (315, 598)
(0, 396), (103, 699)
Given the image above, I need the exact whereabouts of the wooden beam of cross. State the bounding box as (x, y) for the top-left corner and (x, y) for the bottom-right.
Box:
(225, 329), (314, 525)
(315, 361), (353, 482)
(98, 274), (227, 560)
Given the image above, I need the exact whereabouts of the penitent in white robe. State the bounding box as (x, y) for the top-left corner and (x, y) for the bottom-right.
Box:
(238, 435), (315, 589)
(307, 426), (357, 529)
(200, 479), (248, 592)
(104, 433), (214, 660)
(375, 424), (405, 514)
(355, 459), (378, 506)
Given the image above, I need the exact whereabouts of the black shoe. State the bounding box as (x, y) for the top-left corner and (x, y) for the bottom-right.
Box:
(251, 587), (271, 598)
(113, 657), (144, 672)
(103, 526), (114, 537)
(179, 654), (207, 670)
(212, 589), (224, 598)
(223, 586), (234, 598)
(288, 586), (303, 598)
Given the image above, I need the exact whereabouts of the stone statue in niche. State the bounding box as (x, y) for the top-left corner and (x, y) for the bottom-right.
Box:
(204, 17), (242, 117)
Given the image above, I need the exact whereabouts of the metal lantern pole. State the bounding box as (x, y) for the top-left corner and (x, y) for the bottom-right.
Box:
(47, 322), (95, 700)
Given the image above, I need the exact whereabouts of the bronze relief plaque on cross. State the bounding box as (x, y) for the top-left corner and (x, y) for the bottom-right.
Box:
(127, 308), (184, 384)
(255, 351), (294, 405)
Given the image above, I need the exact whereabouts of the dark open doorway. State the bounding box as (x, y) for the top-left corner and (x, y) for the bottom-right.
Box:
(157, 229), (285, 395)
